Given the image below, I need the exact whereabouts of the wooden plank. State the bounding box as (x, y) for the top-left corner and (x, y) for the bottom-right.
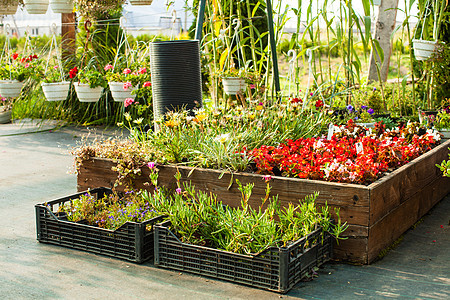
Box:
(367, 175), (450, 263)
(341, 224), (368, 238)
(368, 140), (450, 226)
(333, 238), (368, 264)
(144, 165), (371, 227)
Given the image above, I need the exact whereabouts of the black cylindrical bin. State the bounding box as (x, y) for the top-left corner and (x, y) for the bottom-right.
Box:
(150, 40), (202, 120)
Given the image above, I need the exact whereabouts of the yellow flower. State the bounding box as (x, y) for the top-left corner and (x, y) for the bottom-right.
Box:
(124, 112), (132, 121)
(165, 119), (179, 128)
(256, 105), (264, 111)
(248, 113), (256, 120)
(195, 113), (207, 122)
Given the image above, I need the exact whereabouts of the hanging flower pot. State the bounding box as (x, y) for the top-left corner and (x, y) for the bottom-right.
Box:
(23, 0), (49, 14)
(74, 83), (103, 103)
(0, 80), (24, 98)
(49, 0), (73, 13)
(0, 109), (12, 124)
(222, 77), (246, 95)
(412, 39), (438, 61)
(129, 0), (153, 5)
(41, 81), (70, 101)
(108, 82), (136, 102)
(0, 1), (19, 15)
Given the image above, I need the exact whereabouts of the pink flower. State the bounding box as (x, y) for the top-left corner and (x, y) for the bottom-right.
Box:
(124, 98), (134, 107)
(53, 65), (58, 70)
(123, 82), (132, 90)
(123, 68), (131, 75)
(143, 81), (151, 87)
(262, 175), (272, 182)
(104, 64), (113, 71)
(176, 187), (182, 194)
(138, 67), (147, 74)
(147, 162), (156, 169)
(250, 84), (255, 89)
(25, 63), (30, 68)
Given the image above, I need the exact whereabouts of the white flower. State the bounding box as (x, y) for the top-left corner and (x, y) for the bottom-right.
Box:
(314, 140), (325, 150)
(133, 118), (144, 125)
(426, 128), (441, 141)
(214, 133), (230, 143)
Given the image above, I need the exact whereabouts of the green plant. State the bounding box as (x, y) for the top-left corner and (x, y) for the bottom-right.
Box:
(430, 43), (450, 100)
(366, 87), (384, 113)
(141, 174), (347, 255)
(104, 63), (151, 86)
(59, 190), (160, 230)
(358, 110), (374, 123)
(42, 65), (67, 83)
(437, 155), (450, 177)
(434, 109), (450, 130)
(219, 67), (260, 83)
(74, 0), (125, 20)
(74, 59), (107, 88)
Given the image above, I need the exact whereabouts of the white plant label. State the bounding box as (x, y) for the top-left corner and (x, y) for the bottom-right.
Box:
(327, 123), (334, 140)
(355, 142), (364, 154)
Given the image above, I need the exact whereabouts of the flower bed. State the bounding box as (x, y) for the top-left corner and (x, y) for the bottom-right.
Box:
(246, 121), (438, 184)
(35, 187), (165, 263)
(154, 221), (333, 293)
(77, 138), (450, 264)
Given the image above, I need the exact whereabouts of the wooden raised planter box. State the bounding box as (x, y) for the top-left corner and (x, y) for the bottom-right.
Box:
(77, 140), (450, 264)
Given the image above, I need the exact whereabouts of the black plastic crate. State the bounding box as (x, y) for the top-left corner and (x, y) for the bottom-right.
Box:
(154, 221), (333, 293)
(35, 187), (165, 263)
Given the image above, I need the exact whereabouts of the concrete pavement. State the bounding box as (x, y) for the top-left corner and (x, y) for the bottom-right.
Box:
(0, 120), (449, 299)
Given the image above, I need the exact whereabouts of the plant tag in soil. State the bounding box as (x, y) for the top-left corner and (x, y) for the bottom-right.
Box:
(327, 123), (334, 140)
(355, 142), (364, 154)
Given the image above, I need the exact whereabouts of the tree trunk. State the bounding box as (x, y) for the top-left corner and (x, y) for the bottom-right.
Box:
(368, 0), (399, 82)
(61, 13), (76, 64)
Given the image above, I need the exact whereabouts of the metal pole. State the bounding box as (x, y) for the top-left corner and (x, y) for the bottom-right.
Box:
(195, 0), (207, 41)
(266, 0), (281, 101)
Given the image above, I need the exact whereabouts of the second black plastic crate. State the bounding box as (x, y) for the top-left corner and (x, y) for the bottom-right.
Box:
(35, 187), (165, 263)
(154, 221), (333, 293)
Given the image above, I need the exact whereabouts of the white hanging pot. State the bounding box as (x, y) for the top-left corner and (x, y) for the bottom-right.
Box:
(108, 82), (137, 102)
(222, 77), (246, 95)
(412, 39), (438, 61)
(24, 0), (49, 14)
(0, 109), (12, 124)
(49, 0), (73, 13)
(0, 80), (24, 98)
(0, 1), (19, 15)
(74, 83), (103, 103)
(41, 81), (70, 101)
(129, 0), (153, 5)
